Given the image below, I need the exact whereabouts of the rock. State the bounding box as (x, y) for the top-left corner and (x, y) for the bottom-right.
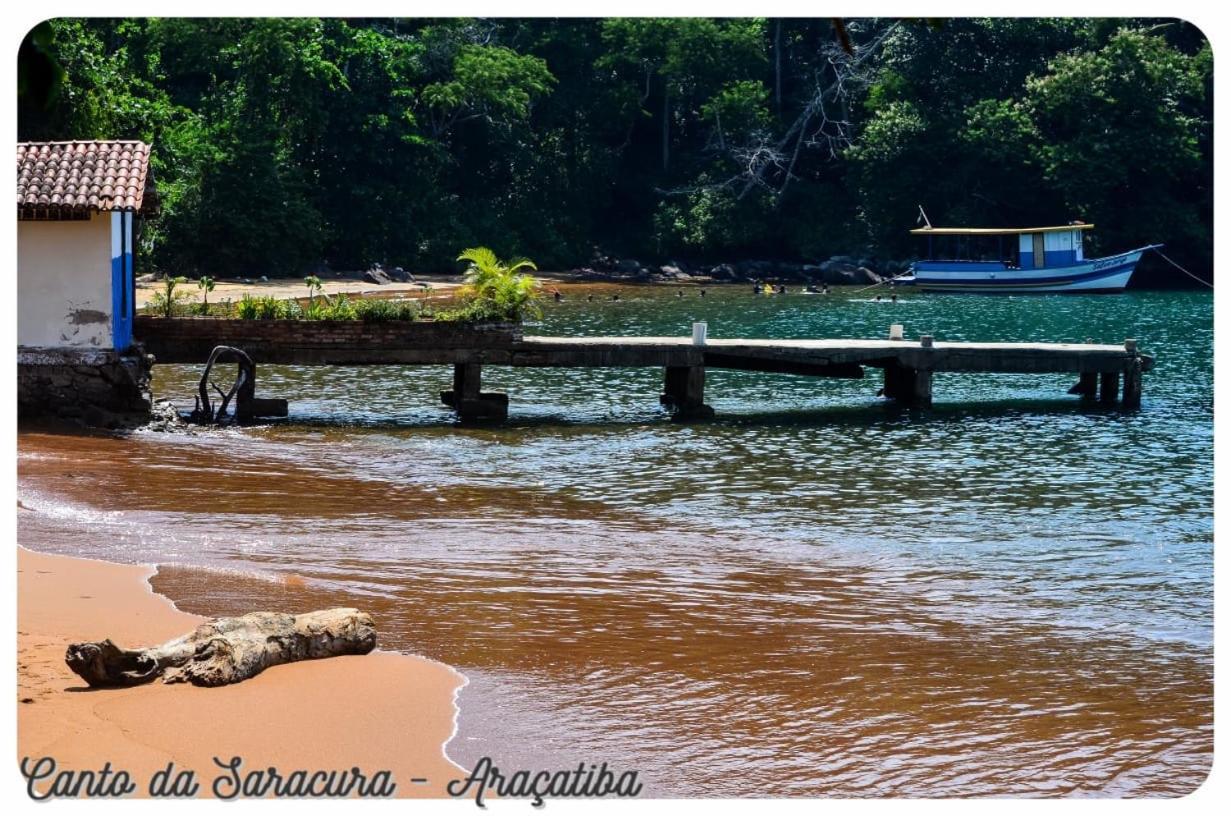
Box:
(660, 265), (691, 280)
(616, 259), (643, 276)
(708, 263), (736, 281)
(363, 267), (392, 285)
(136, 273), (157, 283)
(386, 266), (413, 283)
(819, 257), (860, 275)
(856, 267), (884, 284)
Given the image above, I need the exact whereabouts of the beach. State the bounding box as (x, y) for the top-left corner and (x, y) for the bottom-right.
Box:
(16, 545), (466, 799)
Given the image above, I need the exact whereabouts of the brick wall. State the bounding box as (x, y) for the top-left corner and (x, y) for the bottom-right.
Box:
(135, 316), (522, 365)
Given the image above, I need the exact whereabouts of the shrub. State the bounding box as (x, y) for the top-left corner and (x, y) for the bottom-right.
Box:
(237, 294), (289, 319)
(351, 298), (420, 322)
(147, 274), (194, 317)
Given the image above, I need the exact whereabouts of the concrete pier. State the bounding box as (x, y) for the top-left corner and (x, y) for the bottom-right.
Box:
(135, 317), (1154, 422)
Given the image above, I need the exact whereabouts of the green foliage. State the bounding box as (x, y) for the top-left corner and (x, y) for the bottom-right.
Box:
(21, 18), (1213, 278)
(236, 294), (290, 319)
(456, 247), (541, 322)
(147, 274), (193, 317)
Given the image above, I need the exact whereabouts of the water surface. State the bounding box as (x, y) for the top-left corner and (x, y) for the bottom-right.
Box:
(18, 286), (1213, 796)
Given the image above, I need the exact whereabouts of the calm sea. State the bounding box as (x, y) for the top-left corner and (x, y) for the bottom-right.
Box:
(18, 286), (1213, 796)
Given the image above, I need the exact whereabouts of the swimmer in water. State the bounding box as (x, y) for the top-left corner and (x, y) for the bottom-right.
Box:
(587, 294), (594, 302)
(875, 295), (883, 302)
(553, 290), (563, 302)
(700, 289), (707, 297)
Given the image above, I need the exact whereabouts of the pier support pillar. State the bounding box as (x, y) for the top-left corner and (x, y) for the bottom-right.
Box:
(441, 363), (508, 422)
(1098, 372), (1119, 405)
(1069, 372), (1098, 400)
(882, 365), (933, 408)
(660, 366), (714, 420)
(1121, 360), (1142, 409)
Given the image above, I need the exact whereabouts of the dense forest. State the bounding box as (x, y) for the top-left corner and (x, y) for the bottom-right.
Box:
(17, 18), (1213, 283)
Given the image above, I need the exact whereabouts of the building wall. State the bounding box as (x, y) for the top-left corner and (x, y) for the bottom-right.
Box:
(18, 214), (114, 349)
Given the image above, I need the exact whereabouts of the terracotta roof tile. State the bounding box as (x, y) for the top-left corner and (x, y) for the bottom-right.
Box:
(17, 140), (151, 213)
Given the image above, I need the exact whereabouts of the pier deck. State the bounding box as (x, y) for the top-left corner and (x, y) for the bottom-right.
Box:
(134, 316), (1152, 420)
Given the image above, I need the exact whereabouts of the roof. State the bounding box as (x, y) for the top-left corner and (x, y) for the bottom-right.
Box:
(910, 224), (1094, 236)
(17, 141), (151, 214)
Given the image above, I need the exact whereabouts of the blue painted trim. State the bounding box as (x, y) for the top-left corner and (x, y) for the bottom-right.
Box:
(110, 214), (134, 351)
(916, 260), (1138, 287)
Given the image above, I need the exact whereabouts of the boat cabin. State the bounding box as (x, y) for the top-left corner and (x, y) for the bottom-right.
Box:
(911, 224), (1093, 270)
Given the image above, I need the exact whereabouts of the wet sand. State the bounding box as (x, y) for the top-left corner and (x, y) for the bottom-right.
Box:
(17, 546), (466, 799)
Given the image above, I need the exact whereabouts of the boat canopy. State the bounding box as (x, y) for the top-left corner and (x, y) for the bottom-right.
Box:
(910, 224), (1094, 236)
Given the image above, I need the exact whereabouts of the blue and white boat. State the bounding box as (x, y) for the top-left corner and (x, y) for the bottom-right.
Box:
(895, 222), (1160, 293)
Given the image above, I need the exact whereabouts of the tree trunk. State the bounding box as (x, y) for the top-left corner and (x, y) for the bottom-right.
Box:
(65, 608), (377, 688)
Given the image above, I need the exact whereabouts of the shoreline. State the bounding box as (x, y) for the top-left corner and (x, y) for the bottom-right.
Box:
(16, 544), (468, 799)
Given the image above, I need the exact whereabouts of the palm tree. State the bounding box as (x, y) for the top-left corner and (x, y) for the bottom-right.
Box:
(456, 247), (541, 321)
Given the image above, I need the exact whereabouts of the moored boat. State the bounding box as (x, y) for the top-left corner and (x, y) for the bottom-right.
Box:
(894, 223), (1160, 293)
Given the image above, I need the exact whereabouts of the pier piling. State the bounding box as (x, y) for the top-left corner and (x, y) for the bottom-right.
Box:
(441, 363), (509, 421)
(1098, 372), (1119, 405)
(882, 364), (933, 408)
(661, 366), (714, 420)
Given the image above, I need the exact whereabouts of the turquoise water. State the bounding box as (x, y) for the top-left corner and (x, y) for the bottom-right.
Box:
(21, 287), (1213, 796)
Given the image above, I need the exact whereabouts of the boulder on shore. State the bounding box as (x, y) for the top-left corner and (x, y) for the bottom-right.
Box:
(364, 265), (392, 285)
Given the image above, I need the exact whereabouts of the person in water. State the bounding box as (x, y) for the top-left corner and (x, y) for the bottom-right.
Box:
(677, 289), (683, 297)
(700, 289), (707, 297)
(553, 290), (563, 302)
(587, 294), (594, 302)
(891, 294), (898, 303)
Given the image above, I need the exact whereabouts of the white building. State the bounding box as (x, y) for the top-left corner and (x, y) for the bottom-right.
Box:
(18, 140), (149, 350)
(17, 141), (153, 424)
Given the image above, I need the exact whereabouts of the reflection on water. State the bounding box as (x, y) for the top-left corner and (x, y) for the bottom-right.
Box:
(17, 287), (1212, 796)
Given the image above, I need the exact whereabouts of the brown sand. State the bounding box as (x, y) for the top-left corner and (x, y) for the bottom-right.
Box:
(17, 547), (466, 799)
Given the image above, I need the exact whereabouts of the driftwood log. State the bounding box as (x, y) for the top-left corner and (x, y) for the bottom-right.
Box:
(65, 608), (376, 688)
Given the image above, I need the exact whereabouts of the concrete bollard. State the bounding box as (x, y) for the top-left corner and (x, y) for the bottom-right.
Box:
(692, 322), (708, 346)
(889, 324), (904, 341)
(1125, 338), (1137, 353)
(920, 335), (934, 348)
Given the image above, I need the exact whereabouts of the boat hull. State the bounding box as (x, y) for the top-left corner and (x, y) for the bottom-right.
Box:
(896, 246), (1157, 293)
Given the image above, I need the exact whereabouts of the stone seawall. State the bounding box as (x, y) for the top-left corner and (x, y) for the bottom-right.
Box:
(135, 316), (521, 365)
(18, 348), (153, 427)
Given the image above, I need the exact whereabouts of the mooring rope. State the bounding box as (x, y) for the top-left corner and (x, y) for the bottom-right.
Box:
(1150, 247), (1213, 289)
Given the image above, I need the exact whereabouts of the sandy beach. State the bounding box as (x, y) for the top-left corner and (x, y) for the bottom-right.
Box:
(16, 546), (466, 799)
